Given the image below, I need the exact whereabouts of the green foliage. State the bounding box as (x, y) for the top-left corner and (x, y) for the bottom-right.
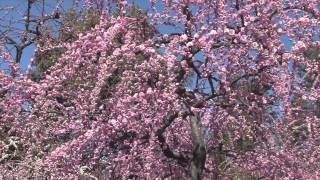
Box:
(235, 136), (255, 152)
(114, 6), (156, 41)
(249, 79), (270, 96)
(304, 48), (320, 61)
(289, 119), (309, 145)
(316, 98), (320, 118)
(30, 8), (101, 81)
(283, 48), (320, 145)
(99, 72), (122, 101)
(303, 71), (318, 88)
(59, 7), (101, 42)
(30, 48), (65, 81)
(231, 173), (254, 180)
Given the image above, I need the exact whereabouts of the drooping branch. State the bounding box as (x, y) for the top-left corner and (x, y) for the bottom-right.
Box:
(155, 112), (191, 165)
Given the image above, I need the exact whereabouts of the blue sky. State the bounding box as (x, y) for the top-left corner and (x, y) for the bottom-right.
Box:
(0, 0), (75, 72)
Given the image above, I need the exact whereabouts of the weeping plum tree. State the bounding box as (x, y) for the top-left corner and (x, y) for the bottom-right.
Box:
(0, 0), (320, 179)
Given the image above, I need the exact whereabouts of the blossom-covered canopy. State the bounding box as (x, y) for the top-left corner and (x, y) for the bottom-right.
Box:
(0, 0), (319, 179)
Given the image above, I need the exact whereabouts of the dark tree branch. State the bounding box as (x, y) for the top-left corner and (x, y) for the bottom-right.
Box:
(155, 112), (191, 165)
(0, 1), (60, 63)
(230, 65), (273, 87)
(235, 0), (245, 28)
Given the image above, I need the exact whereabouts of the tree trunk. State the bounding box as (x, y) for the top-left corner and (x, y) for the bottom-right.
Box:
(189, 115), (206, 180)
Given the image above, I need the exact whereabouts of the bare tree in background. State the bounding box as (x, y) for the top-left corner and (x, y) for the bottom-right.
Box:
(0, 0), (67, 64)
